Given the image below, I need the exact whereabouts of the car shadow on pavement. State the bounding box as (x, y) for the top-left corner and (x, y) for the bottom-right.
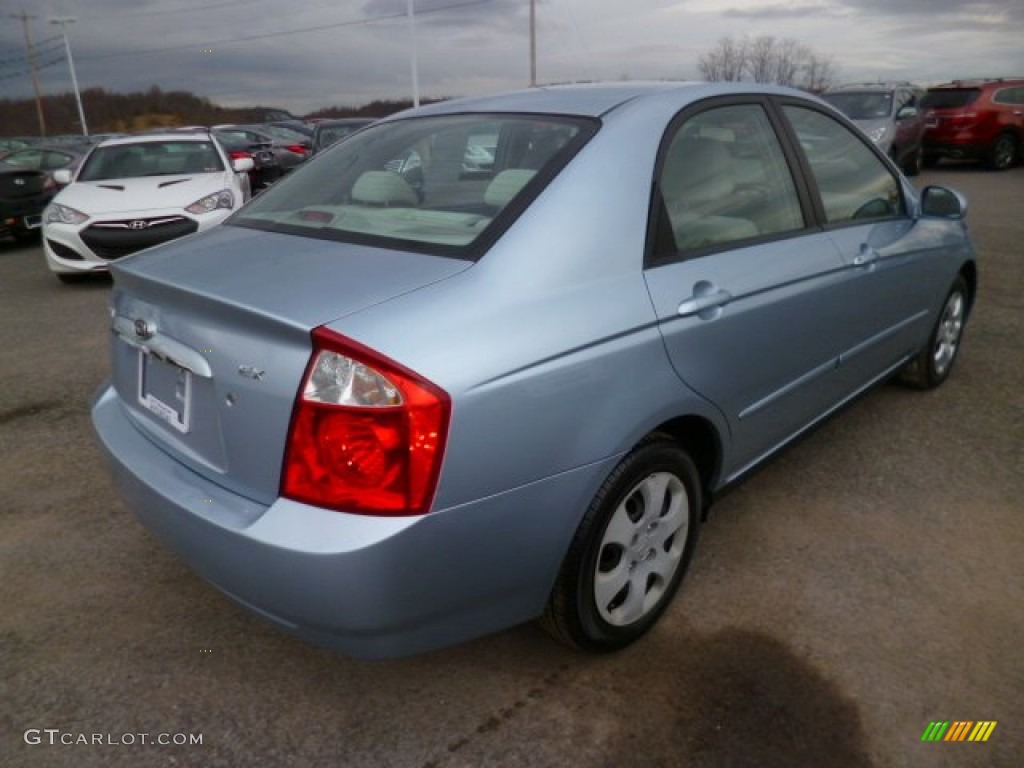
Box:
(598, 627), (872, 768)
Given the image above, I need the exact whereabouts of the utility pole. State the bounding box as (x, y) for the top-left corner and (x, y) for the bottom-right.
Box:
(50, 17), (88, 136)
(11, 9), (46, 136)
(529, 0), (536, 87)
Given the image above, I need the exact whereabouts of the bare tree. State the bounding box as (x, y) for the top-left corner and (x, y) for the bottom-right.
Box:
(746, 35), (777, 84)
(697, 36), (746, 82)
(800, 51), (839, 93)
(697, 35), (838, 92)
(772, 38), (806, 87)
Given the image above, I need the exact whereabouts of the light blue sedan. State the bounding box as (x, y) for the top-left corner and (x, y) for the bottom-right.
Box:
(91, 82), (976, 658)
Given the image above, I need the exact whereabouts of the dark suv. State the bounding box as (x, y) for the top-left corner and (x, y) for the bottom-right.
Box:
(922, 78), (1024, 170)
(822, 82), (926, 175)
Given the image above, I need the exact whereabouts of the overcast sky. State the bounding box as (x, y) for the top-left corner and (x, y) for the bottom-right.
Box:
(1, 0), (1022, 116)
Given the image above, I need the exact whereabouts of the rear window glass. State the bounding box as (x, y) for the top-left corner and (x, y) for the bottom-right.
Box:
(78, 141), (225, 180)
(921, 89), (980, 110)
(231, 114), (596, 259)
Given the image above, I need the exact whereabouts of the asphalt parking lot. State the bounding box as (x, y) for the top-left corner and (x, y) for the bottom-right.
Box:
(2, 165), (1021, 768)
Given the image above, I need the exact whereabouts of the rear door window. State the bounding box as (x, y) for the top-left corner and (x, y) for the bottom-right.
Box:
(921, 89), (981, 109)
(653, 103), (805, 260)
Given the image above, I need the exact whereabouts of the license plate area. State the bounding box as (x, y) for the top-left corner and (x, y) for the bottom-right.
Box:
(137, 350), (192, 433)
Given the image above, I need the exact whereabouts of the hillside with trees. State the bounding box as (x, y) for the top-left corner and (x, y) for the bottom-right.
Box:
(0, 86), (428, 136)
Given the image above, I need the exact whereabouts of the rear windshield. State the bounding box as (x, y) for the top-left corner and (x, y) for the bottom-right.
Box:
(822, 91), (893, 120)
(78, 141), (225, 181)
(231, 113), (597, 259)
(921, 89), (980, 110)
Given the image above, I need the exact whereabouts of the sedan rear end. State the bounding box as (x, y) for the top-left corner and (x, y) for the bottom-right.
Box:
(0, 163), (54, 240)
(92, 84), (976, 658)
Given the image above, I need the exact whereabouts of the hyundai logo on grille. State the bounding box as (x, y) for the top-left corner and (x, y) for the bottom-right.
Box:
(134, 318), (154, 340)
(129, 220), (149, 230)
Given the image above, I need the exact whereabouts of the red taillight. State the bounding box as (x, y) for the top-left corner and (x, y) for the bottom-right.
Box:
(281, 327), (450, 516)
(228, 150), (252, 160)
(285, 144), (308, 155)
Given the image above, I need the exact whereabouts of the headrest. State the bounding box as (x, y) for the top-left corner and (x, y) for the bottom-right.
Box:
(352, 170), (418, 206)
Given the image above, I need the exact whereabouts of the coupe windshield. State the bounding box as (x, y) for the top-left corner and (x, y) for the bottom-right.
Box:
(822, 92), (894, 120)
(231, 113), (595, 257)
(78, 141), (225, 181)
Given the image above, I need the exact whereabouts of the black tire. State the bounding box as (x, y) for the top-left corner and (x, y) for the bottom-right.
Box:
(899, 275), (969, 389)
(988, 133), (1018, 170)
(541, 436), (701, 652)
(922, 153), (940, 169)
(56, 272), (88, 284)
(902, 145), (923, 177)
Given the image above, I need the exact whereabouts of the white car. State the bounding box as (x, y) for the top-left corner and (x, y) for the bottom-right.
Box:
(43, 133), (253, 283)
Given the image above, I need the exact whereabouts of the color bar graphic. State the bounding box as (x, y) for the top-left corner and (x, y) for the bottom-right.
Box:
(921, 720), (996, 742)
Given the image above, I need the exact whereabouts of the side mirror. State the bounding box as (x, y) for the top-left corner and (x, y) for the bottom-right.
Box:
(920, 185), (967, 219)
(896, 106), (918, 121)
(53, 169), (73, 185)
(231, 157), (255, 173)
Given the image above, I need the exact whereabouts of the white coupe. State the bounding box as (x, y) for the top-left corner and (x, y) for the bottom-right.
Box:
(43, 133), (253, 283)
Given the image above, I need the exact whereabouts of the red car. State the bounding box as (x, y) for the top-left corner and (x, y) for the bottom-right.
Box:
(922, 78), (1024, 170)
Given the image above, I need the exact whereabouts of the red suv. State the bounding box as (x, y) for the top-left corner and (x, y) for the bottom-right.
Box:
(922, 78), (1024, 170)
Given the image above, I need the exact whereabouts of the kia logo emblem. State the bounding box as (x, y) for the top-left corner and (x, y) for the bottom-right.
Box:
(129, 220), (148, 230)
(134, 318), (154, 340)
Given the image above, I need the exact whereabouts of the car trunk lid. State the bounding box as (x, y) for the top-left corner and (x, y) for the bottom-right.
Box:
(0, 167), (47, 199)
(108, 224), (471, 504)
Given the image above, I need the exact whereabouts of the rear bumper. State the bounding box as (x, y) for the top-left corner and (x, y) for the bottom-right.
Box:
(91, 384), (610, 658)
(1, 195), (53, 236)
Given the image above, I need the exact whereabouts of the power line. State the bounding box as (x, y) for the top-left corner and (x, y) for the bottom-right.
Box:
(0, 37), (64, 69)
(79, 0), (497, 62)
(0, 53), (63, 82)
(75, 0), (272, 21)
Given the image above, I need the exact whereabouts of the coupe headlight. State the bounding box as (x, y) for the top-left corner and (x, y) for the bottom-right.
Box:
(44, 203), (89, 226)
(185, 189), (234, 214)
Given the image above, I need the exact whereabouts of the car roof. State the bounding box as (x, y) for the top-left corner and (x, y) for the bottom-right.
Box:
(400, 81), (811, 120)
(97, 132), (214, 147)
(4, 142), (90, 153)
(316, 118), (374, 127)
(929, 77), (1024, 89)
(828, 84), (904, 93)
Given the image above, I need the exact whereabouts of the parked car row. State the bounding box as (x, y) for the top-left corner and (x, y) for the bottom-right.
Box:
(822, 76), (1024, 171)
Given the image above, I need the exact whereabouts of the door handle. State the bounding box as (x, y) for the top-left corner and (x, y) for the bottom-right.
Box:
(677, 287), (732, 318)
(853, 244), (880, 267)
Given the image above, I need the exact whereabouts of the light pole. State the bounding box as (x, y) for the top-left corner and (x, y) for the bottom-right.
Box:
(407, 0), (420, 108)
(529, 0), (536, 87)
(49, 16), (88, 137)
